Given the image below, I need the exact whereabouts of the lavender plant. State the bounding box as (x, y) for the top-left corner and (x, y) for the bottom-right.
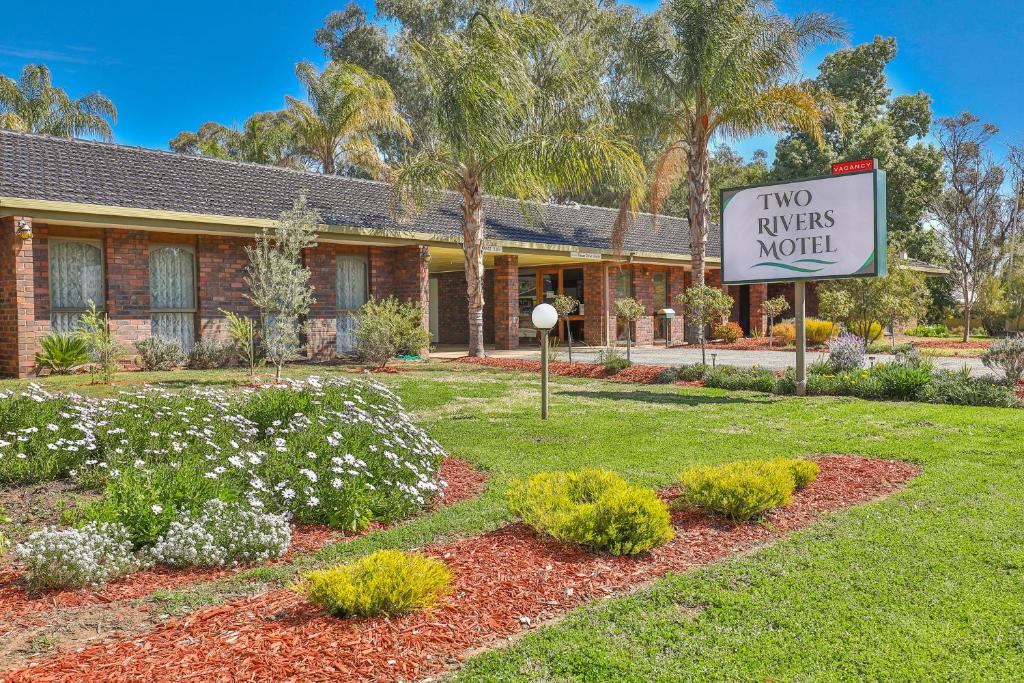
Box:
(828, 332), (866, 373)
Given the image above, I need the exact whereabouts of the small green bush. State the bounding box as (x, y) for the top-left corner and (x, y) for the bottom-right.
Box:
(508, 469), (673, 556)
(187, 338), (235, 369)
(907, 323), (950, 338)
(294, 549), (452, 618)
(982, 335), (1024, 384)
(134, 337), (187, 371)
(922, 371), (1020, 407)
(870, 363), (933, 401)
(849, 320), (884, 342)
(658, 363), (708, 383)
(776, 319), (835, 346)
(34, 333), (90, 375)
(354, 296), (432, 368)
(599, 347), (631, 372)
(772, 458), (820, 489)
(703, 365), (777, 393)
(678, 459), (799, 522)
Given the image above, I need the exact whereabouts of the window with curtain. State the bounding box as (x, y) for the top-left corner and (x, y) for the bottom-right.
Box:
(336, 255), (368, 353)
(150, 245), (196, 351)
(49, 239), (103, 334)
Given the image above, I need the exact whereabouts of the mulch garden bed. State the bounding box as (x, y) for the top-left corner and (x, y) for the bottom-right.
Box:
(458, 356), (670, 384)
(3, 455), (918, 683)
(907, 339), (991, 350)
(0, 458), (486, 623)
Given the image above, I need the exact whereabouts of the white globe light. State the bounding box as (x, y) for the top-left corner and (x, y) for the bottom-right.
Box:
(531, 303), (558, 330)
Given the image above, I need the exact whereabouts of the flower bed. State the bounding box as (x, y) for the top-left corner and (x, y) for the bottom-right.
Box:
(3, 456), (918, 683)
(457, 356), (669, 384)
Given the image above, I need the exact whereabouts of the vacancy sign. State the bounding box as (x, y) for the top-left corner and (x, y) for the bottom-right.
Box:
(720, 169), (887, 284)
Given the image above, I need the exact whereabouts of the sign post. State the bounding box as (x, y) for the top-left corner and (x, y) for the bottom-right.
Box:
(720, 163), (886, 395)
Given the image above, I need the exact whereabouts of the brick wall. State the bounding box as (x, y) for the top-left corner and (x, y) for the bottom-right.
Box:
(492, 255), (519, 350)
(435, 269), (495, 346)
(749, 283), (767, 335)
(0, 216), (44, 377)
(583, 263), (611, 346)
(105, 229), (150, 344)
(631, 266), (655, 345)
(668, 267), (687, 344)
(197, 235), (256, 342)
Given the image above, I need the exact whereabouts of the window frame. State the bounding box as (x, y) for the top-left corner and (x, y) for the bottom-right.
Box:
(148, 243), (198, 315)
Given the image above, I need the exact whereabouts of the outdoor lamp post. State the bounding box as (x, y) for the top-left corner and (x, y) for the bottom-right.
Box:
(532, 303), (558, 420)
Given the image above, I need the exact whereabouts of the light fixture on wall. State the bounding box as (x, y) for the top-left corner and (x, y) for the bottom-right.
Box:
(14, 218), (32, 241)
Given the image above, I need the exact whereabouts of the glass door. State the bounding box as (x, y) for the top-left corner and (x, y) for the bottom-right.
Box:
(336, 255), (368, 353)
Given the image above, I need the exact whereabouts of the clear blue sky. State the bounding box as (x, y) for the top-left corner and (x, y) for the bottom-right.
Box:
(3, 0), (1022, 160)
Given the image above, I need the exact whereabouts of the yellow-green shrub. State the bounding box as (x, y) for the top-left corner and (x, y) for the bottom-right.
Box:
(777, 319), (835, 346)
(508, 469), (673, 556)
(294, 549), (452, 618)
(771, 458), (820, 489)
(848, 320), (884, 342)
(678, 460), (798, 522)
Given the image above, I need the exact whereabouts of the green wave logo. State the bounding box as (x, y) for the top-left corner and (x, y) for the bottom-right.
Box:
(751, 258), (838, 273)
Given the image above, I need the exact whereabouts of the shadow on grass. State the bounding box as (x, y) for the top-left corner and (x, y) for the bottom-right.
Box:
(558, 389), (775, 406)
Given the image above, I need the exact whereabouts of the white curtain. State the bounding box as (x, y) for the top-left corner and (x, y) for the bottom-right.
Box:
(336, 255), (368, 353)
(49, 240), (103, 334)
(150, 246), (196, 351)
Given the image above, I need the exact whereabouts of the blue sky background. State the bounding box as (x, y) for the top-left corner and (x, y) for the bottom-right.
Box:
(2, 0), (1022, 162)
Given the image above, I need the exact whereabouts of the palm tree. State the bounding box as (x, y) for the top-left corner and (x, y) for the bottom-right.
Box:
(625, 0), (845, 285)
(0, 64), (116, 139)
(394, 10), (646, 357)
(286, 61), (411, 177)
(170, 111), (301, 168)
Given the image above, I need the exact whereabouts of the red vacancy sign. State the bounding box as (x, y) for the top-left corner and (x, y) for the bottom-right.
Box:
(832, 159), (875, 175)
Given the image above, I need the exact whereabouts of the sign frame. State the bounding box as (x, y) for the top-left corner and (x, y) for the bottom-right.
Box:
(719, 168), (887, 286)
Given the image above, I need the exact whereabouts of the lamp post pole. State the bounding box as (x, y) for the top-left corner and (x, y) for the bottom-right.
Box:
(540, 329), (549, 420)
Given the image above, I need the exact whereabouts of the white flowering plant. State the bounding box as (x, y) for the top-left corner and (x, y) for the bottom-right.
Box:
(15, 521), (145, 591)
(149, 499), (291, 568)
(1, 377), (447, 565)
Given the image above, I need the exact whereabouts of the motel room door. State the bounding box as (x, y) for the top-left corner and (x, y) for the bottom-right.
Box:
(336, 254), (368, 353)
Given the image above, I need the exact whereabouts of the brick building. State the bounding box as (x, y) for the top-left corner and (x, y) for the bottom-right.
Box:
(0, 130), (784, 378)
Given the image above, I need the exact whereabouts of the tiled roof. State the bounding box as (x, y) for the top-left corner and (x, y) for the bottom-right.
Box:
(0, 130), (714, 258)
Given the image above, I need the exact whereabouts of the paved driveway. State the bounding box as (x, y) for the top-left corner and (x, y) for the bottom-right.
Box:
(479, 345), (991, 376)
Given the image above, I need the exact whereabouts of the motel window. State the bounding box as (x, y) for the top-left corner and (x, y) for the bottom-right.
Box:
(49, 239), (104, 334)
(150, 245), (197, 352)
(616, 269), (632, 299)
(336, 254), (368, 353)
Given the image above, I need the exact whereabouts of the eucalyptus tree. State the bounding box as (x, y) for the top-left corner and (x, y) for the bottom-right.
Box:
(393, 10), (645, 357)
(0, 64), (116, 139)
(622, 0), (845, 285)
(286, 61), (411, 177)
(170, 111), (300, 167)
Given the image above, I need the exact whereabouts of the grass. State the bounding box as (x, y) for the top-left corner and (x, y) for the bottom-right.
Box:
(3, 361), (1024, 680)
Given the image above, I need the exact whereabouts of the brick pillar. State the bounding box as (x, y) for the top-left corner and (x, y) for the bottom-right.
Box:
(668, 266), (687, 345)
(0, 216), (44, 377)
(492, 254), (519, 350)
(632, 267), (654, 345)
(583, 263), (612, 346)
(749, 283), (767, 336)
(105, 229), (150, 346)
(306, 244), (338, 360)
(394, 245), (431, 355)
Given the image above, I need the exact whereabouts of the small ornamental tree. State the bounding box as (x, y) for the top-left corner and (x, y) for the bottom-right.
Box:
(245, 192), (319, 381)
(677, 286), (734, 365)
(614, 298), (646, 361)
(817, 289), (853, 340)
(75, 301), (124, 384)
(761, 296), (790, 347)
(552, 294), (580, 364)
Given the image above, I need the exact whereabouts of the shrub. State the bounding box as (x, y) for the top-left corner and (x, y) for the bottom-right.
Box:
(508, 469), (673, 556)
(599, 347), (631, 372)
(775, 319), (835, 346)
(870, 363), (933, 401)
(982, 335), (1024, 384)
(658, 363), (708, 383)
(712, 322), (743, 343)
(702, 365), (777, 393)
(829, 333), (865, 373)
(295, 549), (451, 618)
(354, 296), (433, 368)
(678, 460), (797, 522)
(848, 320), (884, 342)
(134, 337), (187, 371)
(893, 344), (933, 372)
(922, 371), (1020, 408)
(187, 338), (235, 369)
(34, 333), (90, 375)
(908, 323), (950, 338)
(773, 458), (820, 489)
(149, 500), (291, 567)
(222, 309), (262, 376)
(15, 522), (142, 590)
(76, 302), (124, 383)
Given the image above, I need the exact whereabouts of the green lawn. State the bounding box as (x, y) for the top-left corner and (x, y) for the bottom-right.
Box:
(3, 362), (1023, 681)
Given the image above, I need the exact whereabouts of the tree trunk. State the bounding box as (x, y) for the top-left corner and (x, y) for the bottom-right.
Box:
(462, 181), (487, 357)
(687, 124), (710, 287)
(962, 300), (971, 342)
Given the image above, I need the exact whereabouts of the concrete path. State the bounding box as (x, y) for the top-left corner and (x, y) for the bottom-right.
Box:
(436, 345), (990, 376)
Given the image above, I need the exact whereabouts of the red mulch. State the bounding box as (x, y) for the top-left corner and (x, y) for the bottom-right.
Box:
(4, 456), (918, 683)
(0, 458), (486, 622)
(908, 339), (991, 350)
(458, 356), (670, 384)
